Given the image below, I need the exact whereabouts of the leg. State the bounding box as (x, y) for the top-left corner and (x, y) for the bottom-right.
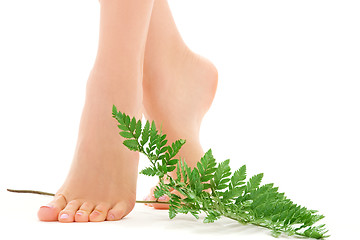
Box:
(142, 0), (218, 208)
(38, 0), (154, 222)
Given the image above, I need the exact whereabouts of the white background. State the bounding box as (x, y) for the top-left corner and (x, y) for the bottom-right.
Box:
(0, 0), (359, 239)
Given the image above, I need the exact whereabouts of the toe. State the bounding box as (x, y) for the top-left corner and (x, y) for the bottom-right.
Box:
(146, 186), (172, 210)
(152, 194), (170, 210)
(152, 189), (184, 210)
(145, 187), (157, 207)
(144, 194), (155, 207)
(75, 201), (94, 222)
(38, 194), (67, 221)
(89, 203), (110, 222)
(143, 195), (153, 207)
(58, 200), (82, 223)
(107, 201), (132, 221)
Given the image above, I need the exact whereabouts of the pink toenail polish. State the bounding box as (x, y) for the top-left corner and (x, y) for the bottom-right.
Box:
(41, 204), (54, 209)
(158, 196), (167, 201)
(60, 213), (69, 219)
(76, 212), (83, 216)
(108, 213), (115, 220)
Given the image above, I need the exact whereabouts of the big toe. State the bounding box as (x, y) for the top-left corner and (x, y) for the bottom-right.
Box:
(147, 188), (185, 210)
(38, 194), (67, 221)
(146, 187), (170, 210)
(152, 194), (170, 210)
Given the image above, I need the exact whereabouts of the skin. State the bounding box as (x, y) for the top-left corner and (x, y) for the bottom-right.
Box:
(142, 0), (218, 209)
(38, 0), (218, 222)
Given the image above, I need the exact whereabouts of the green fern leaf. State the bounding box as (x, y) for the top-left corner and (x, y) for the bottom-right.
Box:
(129, 117), (136, 132)
(167, 159), (178, 166)
(197, 149), (216, 184)
(223, 186), (246, 200)
(180, 159), (190, 184)
(123, 139), (139, 151)
(134, 120), (142, 139)
(140, 121), (150, 146)
(231, 165), (246, 187)
(213, 159), (231, 190)
(204, 211), (221, 223)
(119, 131), (134, 139)
(140, 167), (157, 176)
(112, 104), (118, 115)
(167, 166), (176, 172)
(111, 108), (329, 239)
(117, 124), (128, 131)
(168, 139), (186, 159)
(245, 173), (263, 193)
(124, 114), (130, 126)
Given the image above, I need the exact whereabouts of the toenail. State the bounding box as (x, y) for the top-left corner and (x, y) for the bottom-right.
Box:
(108, 213), (115, 220)
(158, 196), (167, 201)
(76, 211), (83, 216)
(60, 213), (69, 219)
(40, 204), (54, 209)
(92, 211), (100, 216)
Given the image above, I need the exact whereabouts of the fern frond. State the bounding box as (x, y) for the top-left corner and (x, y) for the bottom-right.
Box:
(197, 149), (217, 184)
(245, 173), (264, 194)
(212, 159), (231, 191)
(112, 107), (329, 239)
(230, 165), (246, 188)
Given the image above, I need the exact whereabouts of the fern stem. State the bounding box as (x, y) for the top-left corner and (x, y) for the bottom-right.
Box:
(6, 189), (170, 205)
(222, 212), (282, 235)
(222, 211), (322, 239)
(7, 189), (55, 196)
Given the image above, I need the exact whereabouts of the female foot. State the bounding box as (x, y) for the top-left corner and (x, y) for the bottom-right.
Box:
(37, 70), (141, 222)
(142, 47), (218, 209)
(142, 1), (217, 209)
(38, 0), (154, 222)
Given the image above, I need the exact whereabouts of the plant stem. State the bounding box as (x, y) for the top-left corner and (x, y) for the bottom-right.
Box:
(6, 189), (170, 205)
(222, 211), (311, 238)
(7, 189), (54, 196)
(134, 200), (169, 204)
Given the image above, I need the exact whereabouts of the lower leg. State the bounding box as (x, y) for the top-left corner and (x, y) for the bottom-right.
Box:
(142, 0), (218, 208)
(38, 0), (154, 222)
(90, 0), (154, 115)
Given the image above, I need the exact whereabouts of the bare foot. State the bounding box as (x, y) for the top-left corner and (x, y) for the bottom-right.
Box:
(37, 70), (140, 222)
(142, 48), (218, 209)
